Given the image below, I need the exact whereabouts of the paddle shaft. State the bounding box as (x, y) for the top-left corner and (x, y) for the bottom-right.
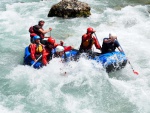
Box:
(93, 33), (102, 53)
(94, 33), (101, 48)
(31, 54), (42, 67)
(120, 45), (135, 70)
(117, 40), (138, 75)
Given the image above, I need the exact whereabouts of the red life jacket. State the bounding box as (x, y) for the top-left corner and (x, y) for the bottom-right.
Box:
(29, 44), (44, 60)
(79, 33), (101, 52)
(79, 34), (94, 51)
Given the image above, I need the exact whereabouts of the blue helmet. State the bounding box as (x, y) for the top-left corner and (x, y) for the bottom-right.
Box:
(33, 36), (40, 41)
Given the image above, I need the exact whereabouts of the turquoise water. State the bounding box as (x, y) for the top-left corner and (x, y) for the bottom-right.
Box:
(0, 0), (150, 113)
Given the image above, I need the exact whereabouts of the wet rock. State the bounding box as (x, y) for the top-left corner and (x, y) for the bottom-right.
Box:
(48, 0), (91, 18)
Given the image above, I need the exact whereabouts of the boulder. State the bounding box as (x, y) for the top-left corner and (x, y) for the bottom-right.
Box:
(48, 0), (91, 18)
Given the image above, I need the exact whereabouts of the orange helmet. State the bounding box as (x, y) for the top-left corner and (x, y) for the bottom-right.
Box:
(47, 37), (55, 45)
(87, 27), (96, 33)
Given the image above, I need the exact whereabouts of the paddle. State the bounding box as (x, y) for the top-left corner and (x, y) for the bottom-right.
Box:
(117, 40), (139, 75)
(50, 30), (51, 37)
(93, 33), (102, 53)
(31, 54), (42, 67)
(89, 33), (101, 56)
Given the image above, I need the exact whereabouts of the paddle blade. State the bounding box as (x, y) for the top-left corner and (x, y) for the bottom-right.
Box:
(133, 70), (139, 75)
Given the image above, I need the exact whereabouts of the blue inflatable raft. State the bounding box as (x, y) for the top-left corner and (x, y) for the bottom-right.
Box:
(24, 47), (127, 72)
(64, 49), (127, 73)
(24, 47), (43, 69)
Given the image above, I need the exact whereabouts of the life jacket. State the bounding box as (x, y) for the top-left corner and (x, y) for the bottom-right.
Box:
(29, 26), (34, 33)
(79, 34), (95, 52)
(82, 38), (94, 48)
(33, 25), (44, 39)
(36, 44), (43, 54)
(29, 25), (44, 39)
(29, 43), (44, 60)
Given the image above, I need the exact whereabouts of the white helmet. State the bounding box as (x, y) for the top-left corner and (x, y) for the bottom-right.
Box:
(56, 46), (64, 52)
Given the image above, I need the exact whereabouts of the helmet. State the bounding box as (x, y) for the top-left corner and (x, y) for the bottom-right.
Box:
(87, 27), (95, 33)
(56, 46), (64, 52)
(33, 35), (40, 41)
(47, 37), (55, 45)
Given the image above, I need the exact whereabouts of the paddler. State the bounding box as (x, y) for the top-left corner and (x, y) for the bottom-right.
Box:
(101, 33), (123, 54)
(79, 27), (102, 53)
(29, 35), (45, 68)
(29, 19), (52, 44)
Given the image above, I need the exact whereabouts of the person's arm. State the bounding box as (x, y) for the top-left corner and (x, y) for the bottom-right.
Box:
(117, 46), (123, 52)
(60, 41), (64, 46)
(54, 43), (59, 48)
(64, 46), (73, 52)
(103, 38), (112, 43)
(93, 37), (101, 50)
(42, 49), (48, 65)
(30, 44), (36, 61)
(103, 36), (117, 43)
(115, 40), (123, 52)
(44, 36), (50, 38)
(39, 28), (52, 34)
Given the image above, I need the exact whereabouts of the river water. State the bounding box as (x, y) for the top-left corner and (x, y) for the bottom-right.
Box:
(0, 0), (150, 113)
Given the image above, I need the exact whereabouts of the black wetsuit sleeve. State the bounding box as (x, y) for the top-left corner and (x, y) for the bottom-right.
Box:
(114, 40), (120, 48)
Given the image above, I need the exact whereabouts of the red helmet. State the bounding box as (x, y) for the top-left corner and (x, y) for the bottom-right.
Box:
(47, 37), (55, 45)
(87, 27), (95, 33)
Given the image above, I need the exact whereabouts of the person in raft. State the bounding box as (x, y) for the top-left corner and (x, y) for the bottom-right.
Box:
(79, 27), (101, 54)
(29, 35), (46, 68)
(42, 37), (64, 65)
(29, 19), (52, 44)
(42, 38), (73, 65)
(42, 37), (57, 65)
(53, 45), (73, 62)
(101, 33), (123, 54)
